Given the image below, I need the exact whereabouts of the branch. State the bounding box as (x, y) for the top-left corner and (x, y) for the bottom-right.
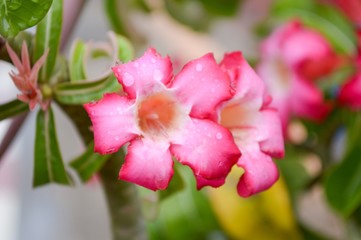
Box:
(0, 0), (87, 164)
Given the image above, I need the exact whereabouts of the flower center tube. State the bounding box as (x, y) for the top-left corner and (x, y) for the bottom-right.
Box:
(137, 92), (180, 137)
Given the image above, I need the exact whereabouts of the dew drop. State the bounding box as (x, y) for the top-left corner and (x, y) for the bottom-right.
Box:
(123, 73), (134, 86)
(114, 136), (120, 141)
(211, 88), (215, 93)
(196, 63), (203, 72)
(151, 58), (156, 64)
(153, 69), (163, 81)
(216, 132), (223, 140)
(133, 62), (139, 68)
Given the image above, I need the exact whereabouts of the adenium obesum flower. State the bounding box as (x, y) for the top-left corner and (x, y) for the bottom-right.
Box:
(6, 42), (49, 110)
(84, 48), (241, 191)
(202, 52), (284, 197)
(257, 21), (339, 129)
(338, 54), (361, 110)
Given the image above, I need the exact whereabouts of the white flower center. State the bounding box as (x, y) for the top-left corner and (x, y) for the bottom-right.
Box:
(137, 92), (184, 138)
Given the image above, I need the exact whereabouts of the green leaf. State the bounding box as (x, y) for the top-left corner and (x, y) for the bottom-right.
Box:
(0, 0), (52, 37)
(104, 0), (128, 36)
(34, 0), (62, 83)
(67, 32), (133, 84)
(68, 39), (87, 82)
(54, 76), (121, 104)
(115, 34), (134, 63)
(325, 114), (361, 216)
(272, 1), (357, 54)
(0, 99), (28, 120)
(70, 141), (111, 182)
(200, 0), (242, 16)
(33, 107), (72, 187)
(164, 0), (210, 31)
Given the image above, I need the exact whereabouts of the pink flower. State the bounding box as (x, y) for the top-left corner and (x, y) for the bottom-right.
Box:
(199, 52), (284, 197)
(257, 21), (338, 129)
(84, 48), (241, 191)
(6, 42), (49, 110)
(338, 53), (361, 110)
(329, 0), (361, 25)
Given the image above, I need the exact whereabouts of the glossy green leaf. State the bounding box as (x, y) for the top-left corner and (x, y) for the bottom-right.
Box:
(0, 0), (52, 37)
(0, 99), (28, 120)
(272, 1), (357, 54)
(54, 76), (121, 104)
(33, 107), (72, 187)
(69, 39), (87, 82)
(34, 0), (62, 83)
(70, 141), (111, 182)
(325, 114), (361, 216)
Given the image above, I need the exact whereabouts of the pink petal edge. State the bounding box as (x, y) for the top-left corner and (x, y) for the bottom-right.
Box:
(84, 93), (139, 154)
(171, 53), (233, 121)
(119, 138), (174, 191)
(169, 118), (240, 183)
(237, 150), (279, 197)
(112, 48), (173, 99)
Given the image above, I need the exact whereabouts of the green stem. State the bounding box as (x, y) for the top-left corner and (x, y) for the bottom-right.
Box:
(100, 150), (146, 240)
(59, 104), (146, 240)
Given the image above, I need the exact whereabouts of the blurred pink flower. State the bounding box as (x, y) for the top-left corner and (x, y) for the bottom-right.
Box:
(6, 42), (49, 110)
(330, 0), (361, 25)
(199, 52), (284, 197)
(84, 48), (241, 191)
(338, 53), (361, 110)
(257, 21), (338, 129)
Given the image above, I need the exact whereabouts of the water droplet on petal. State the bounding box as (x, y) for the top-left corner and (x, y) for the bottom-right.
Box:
(151, 58), (156, 64)
(133, 62), (139, 68)
(114, 136), (120, 141)
(216, 132), (223, 140)
(196, 63), (203, 72)
(211, 88), (215, 93)
(153, 69), (163, 81)
(123, 72), (134, 86)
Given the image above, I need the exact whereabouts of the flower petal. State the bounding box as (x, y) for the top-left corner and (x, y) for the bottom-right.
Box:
(338, 73), (361, 110)
(112, 48), (173, 99)
(291, 76), (331, 121)
(281, 23), (333, 68)
(220, 51), (265, 110)
(119, 139), (174, 191)
(258, 108), (285, 158)
(6, 42), (24, 73)
(196, 175), (226, 189)
(237, 148), (279, 197)
(21, 41), (31, 74)
(171, 53), (232, 120)
(84, 93), (138, 154)
(169, 118), (240, 182)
